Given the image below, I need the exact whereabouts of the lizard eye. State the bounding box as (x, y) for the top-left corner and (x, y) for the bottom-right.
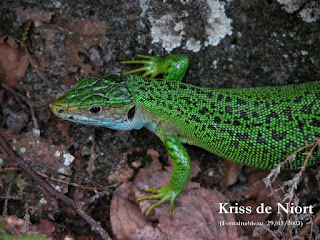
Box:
(89, 106), (103, 114)
(127, 106), (136, 119)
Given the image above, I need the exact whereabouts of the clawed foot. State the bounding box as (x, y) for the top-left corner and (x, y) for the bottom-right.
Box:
(122, 54), (189, 81)
(121, 54), (166, 78)
(137, 186), (179, 216)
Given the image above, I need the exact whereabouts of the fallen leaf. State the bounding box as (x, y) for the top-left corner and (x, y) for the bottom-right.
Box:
(0, 35), (30, 86)
(13, 7), (53, 24)
(244, 168), (277, 208)
(146, 149), (162, 171)
(37, 218), (55, 236)
(157, 188), (242, 240)
(111, 164), (246, 240)
(107, 163), (134, 184)
(0, 216), (46, 238)
(59, 20), (108, 82)
(236, 200), (269, 235)
(33, 20), (108, 86)
(110, 182), (167, 240)
(65, 20), (107, 37)
(225, 160), (243, 186)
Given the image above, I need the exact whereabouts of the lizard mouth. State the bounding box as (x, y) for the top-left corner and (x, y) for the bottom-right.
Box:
(51, 100), (79, 118)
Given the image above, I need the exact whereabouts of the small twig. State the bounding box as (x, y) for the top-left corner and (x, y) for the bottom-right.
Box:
(0, 83), (43, 108)
(300, 209), (320, 237)
(259, 225), (280, 240)
(263, 140), (320, 190)
(21, 20), (32, 43)
(1, 167), (116, 191)
(23, 86), (39, 130)
(264, 141), (317, 183)
(0, 196), (23, 200)
(0, 167), (21, 172)
(261, 139), (320, 238)
(36, 171), (113, 191)
(283, 139), (320, 202)
(28, 54), (49, 83)
(268, 184), (282, 203)
(0, 133), (112, 240)
(86, 134), (98, 178)
(81, 191), (109, 208)
(21, 202), (31, 234)
(2, 173), (18, 217)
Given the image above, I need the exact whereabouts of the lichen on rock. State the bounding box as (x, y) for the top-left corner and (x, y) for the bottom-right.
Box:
(148, 0), (233, 52)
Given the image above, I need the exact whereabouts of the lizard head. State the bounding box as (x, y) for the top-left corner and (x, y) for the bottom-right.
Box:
(51, 74), (144, 130)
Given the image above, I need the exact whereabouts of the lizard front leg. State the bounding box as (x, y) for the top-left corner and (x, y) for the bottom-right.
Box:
(137, 136), (192, 216)
(121, 54), (189, 81)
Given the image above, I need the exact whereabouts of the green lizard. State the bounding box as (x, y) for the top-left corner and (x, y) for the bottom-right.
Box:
(51, 54), (320, 216)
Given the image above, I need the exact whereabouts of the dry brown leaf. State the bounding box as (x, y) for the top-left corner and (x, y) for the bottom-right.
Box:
(111, 164), (246, 240)
(0, 35), (30, 86)
(146, 149), (162, 171)
(243, 168), (277, 207)
(0, 215), (47, 237)
(13, 7), (53, 24)
(37, 218), (56, 236)
(157, 188), (242, 240)
(110, 182), (167, 240)
(1, 216), (26, 235)
(59, 20), (108, 82)
(236, 200), (269, 235)
(107, 163), (134, 184)
(225, 160), (243, 186)
(34, 20), (108, 86)
(64, 20), (107, 37)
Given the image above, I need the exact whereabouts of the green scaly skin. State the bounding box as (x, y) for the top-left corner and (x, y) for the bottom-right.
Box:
(52, 54), (320, 216)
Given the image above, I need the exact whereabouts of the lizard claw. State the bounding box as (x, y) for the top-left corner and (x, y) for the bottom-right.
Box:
(121, 54), (189, 81)
(137, 186), (178, 216)
(121, 54), (167, 78)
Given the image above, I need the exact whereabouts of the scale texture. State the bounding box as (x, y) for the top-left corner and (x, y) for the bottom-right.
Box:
(128, 76), (320, 170)
(52, 54), (320, 215)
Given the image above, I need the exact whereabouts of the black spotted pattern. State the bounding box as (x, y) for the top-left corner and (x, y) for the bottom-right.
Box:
(127, 76), (320, 170)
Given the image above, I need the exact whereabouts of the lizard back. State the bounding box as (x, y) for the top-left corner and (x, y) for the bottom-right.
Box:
(127, 76), (320, 170)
